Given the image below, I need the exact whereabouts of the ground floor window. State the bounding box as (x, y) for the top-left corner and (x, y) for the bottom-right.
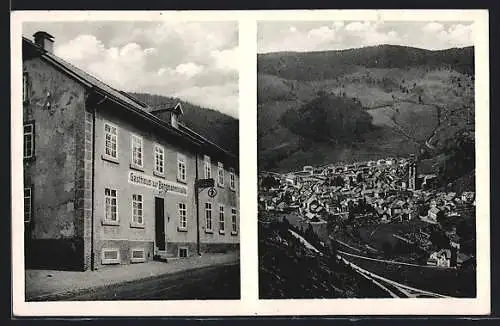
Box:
(205, 202), (212, 231)
(178, 203), (187, 229)
(24, 187), (32, 222)
(105, 188), (118, 222)
(132, 194), (143, 225)
(231, 208), (237, 234)
(219, 204), (225, 233)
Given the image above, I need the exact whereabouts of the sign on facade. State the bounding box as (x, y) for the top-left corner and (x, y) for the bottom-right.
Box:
(128, 171), (188, 196)
(208, 187), (217, 198)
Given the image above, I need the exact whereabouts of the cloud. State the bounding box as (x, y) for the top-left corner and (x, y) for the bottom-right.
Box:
(175, 62), (204, 77)
(46, 22), (239, 117)
(211, 46), (239, 71)
(423, 22), (444, 33)
(258, 21), (474, 53)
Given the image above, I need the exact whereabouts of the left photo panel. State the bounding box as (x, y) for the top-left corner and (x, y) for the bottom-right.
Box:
(20, 20), (240, 301)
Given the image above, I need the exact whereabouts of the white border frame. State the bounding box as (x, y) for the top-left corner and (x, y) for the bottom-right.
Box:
(11, 9), (489, 316)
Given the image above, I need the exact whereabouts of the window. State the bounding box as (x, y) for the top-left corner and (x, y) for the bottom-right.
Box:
(154, 144), (165, 175)
(23, 123), (34, 159)
(219, 204), (225, 233)
(131, 135), (143, 167)
(101, 249), (120, 264)
(132, 194), (143, 225)
(229, 168), (235, 190)
(204, 155), (211, 179)
(205, 202), (212, 231)
(104, 123), (118, 159)
(23, 72), (28, 102)
(104, 188), (118, 222)
(177, 154), (186, 182)
(24, 187), (32, 222)
(178, 247), (188, 258)
(218, 162), (224, 187)
(178, 203), (187, 230)
(231, 208), (237, 234)
(130, 249), (146, 263)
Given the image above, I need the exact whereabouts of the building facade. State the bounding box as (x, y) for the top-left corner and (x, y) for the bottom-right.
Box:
(22, 32), (239, 271)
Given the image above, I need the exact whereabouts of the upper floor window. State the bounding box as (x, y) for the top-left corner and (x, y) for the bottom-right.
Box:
(229, 168), (236, 190)
(24, 187), (32, 222)
(104, 188), (118, 222)
(104, 123), (118, 159)
(23, 72), (29, 103)
(177, 154), (187, 182)
(131, 134), (143, 167)
(23, 123), (34, 159)
(204, 155), (211, 179)
(154, 144), (165, 175)
(217, 162), (224, 187)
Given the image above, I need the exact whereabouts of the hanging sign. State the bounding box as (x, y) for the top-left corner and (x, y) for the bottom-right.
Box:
(208, 187), (217, 198)
(128, 171), (188, 196)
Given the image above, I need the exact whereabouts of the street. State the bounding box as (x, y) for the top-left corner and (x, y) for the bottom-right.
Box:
(38, 263), (240, 301)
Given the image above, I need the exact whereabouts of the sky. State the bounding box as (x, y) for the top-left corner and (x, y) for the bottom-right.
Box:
(23, 21), (239, 118)
(258, 21), (474, 53)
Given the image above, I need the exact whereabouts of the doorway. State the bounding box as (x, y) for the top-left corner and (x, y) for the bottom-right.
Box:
(155, 197), (166, 252)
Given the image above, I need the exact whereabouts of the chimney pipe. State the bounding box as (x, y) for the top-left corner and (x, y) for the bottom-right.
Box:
(33, 31), (55, 54)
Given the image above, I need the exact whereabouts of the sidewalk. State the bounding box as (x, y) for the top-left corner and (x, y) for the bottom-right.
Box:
(25, 251), (239, 301)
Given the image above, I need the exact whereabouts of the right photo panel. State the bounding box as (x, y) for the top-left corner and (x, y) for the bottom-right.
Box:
(257, 20), (476, 299)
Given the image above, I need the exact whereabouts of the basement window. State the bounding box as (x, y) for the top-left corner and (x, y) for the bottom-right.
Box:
(130, 248), (146, 263)
(101, 249), (120, 264)
(178, 247), (188, 258)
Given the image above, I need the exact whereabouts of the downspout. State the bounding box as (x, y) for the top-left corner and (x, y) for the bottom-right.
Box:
(91, 95), (107, 270)
(195, 153), (201, 255)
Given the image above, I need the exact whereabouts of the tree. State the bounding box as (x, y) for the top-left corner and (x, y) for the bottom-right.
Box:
(262, 175), (280, 189)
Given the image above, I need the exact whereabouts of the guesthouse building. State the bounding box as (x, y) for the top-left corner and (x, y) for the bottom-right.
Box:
(22, 31), (239, 271)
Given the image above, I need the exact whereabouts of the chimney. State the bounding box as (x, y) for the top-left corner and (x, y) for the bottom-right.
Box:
(33, 31), (55, 54)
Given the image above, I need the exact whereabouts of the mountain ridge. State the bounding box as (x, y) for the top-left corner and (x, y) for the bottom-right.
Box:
(257, 44), (475, 185)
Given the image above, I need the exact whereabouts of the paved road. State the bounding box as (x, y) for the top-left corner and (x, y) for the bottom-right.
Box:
(43, 263), (240, 301)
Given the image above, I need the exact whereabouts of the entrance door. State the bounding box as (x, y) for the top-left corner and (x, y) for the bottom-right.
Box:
(155, 197), (166, 251)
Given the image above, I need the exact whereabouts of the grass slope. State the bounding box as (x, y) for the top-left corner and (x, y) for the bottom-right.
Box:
(257, 45), (475, 175)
